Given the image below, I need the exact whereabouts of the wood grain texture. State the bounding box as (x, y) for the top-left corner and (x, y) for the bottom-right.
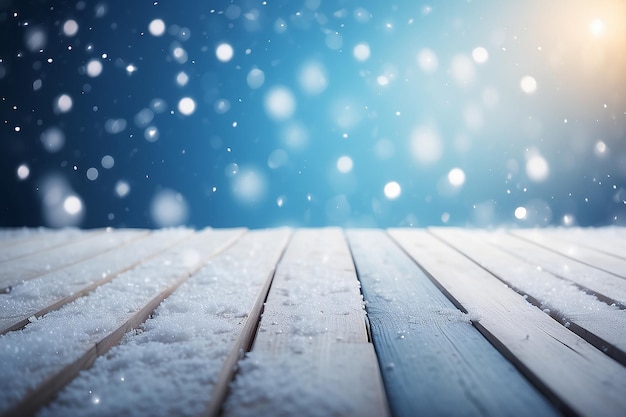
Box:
(431, 227), (626, 365)
(389, 229), (626, 417)
(0, 229), (193, 335)
(476, 229), (626, 308)
(224, 228), (390, 417)
(347, 229), (558, 417)
(1, 229), (244, 417)
(512, 229), (626, 279)
(0, 229), (149, 291)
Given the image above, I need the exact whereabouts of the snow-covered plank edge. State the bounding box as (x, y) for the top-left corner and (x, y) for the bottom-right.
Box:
(203, 229), (293, 417)
(0, 228), (57, 246)
(37, 228), (292, 417)
(389, 229), (626, 417)
(0, 229), (103, 264)
(0, 229), (194, 335)
(511, 229), (626, 279)
(0, 229), (150, 291)
(476, 229), (626, 309)
(1, 228), (245, 417)
(430, 227), (626, 366)
(532, 227), (626, 261)
(223, 228), (390, 417)
(347, 229), (558, 417)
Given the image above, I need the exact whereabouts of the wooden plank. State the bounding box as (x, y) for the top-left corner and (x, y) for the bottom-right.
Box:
(0, 228), (51, 246)
(389, 229), (626, 417)
(0, 229), (103, 263)
(223, 228), (390, 417)
(477, 229), (626, 308)
(36, 228), (291, 417)
(537, 227), (626, 260)
(431, 227), (626, 365)
(512, 229), (626, 279)
(346, 229), (558, 417)
(0, 229), (149, 291)
(0, 228), (194, 335)
(0, 228), (244, 417)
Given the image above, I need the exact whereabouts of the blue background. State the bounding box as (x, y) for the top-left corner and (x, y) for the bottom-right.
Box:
(1, 0), (625, 229)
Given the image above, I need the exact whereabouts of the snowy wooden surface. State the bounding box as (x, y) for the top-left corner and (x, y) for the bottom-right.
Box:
(0, 227), (625, 417)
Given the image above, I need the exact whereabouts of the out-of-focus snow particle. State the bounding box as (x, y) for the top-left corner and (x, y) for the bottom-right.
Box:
(472, 47), (489, 64)
(225, 5), (242, 19)
(264, 86), (296, 120)
(150, 98), (167, 114)
(54, 94), (73, 113)
(231, 168), (267, 204)
(101, 155), (114, 169)
(134, 108), (155, 128)
(225, 163), (239, 177)
(337, 156), (354, 173)
(25, 27), (47, 52)
(354, 7), (371, 23)
(594, 141), (607, 157)
(274, 18), (287, 33)
(520, 75), (537, 94)
(148, 19), (166, 36)
(178, 97), (196, 116)
(63, 195), (82, 215)
(526, 153), (549, 182)
(298, 61), (328, 95)
(17, 164), (30, 180)
(247, 68), (265, 89)
(214, 99), (230, 114)
(384, 181), (401, 199)
(216, 43), (234, 62)
(353, 43), (370, 62)
(150, 189), (189, 227)
(448, 168), (466, 187)
(172, 46), (188, 64)
(514, 206), (527, 220)
(325, 31), (343, 50)
(410, 126), (443, 164)
(268, 149), (288, 169)
(86, 167), (99, 181)
(33, 79), (42, 91)
(175, 71), (189, 86)
(104, 118), (127, 134)
(417, 48), (438, 73)
(62, 20), (79, 37)
(562, 214), (576, 226)
(40, 127), (65, 152)
(281, 122), (309, 150)
(144, 126), (160, 142)
(86, 59), (103, 77)
(450, 54), (475, 85)
(115, 180), (130, 198)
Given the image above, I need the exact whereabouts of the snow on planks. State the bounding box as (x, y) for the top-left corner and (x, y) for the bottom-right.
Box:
(223, 228), (390, 417)
(0, 228), (244, 417)
(390, 228), (626, 417)
(347, 229), (557, 417)
(1, 227), (625, 417)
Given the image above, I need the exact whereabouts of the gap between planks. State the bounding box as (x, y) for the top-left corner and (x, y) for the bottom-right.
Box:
(1, 229), (245, 417)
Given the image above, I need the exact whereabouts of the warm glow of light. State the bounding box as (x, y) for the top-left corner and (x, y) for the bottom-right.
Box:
(590, 18), (605, 37)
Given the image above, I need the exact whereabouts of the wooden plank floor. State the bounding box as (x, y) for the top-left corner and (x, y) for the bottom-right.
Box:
(0, 227), (624, 417)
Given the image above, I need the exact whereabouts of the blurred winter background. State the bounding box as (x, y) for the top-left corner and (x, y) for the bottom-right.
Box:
(1, 0), (625, 229)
